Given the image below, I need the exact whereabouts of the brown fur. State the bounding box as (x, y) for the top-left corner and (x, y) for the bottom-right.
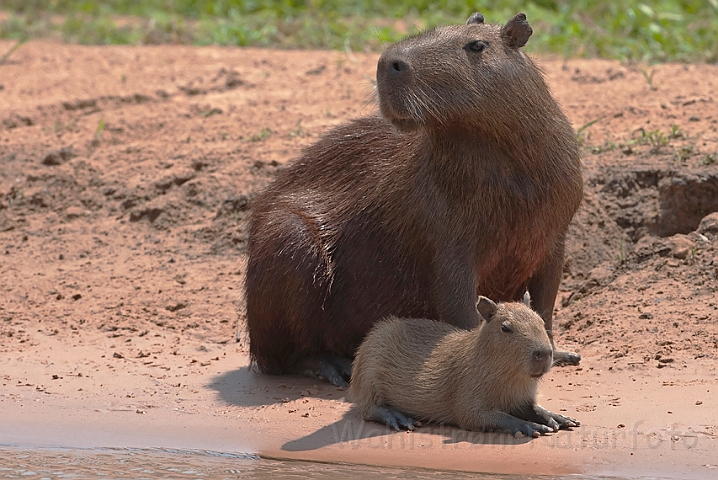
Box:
(245, 12), (583, 381)
(350, 297), (579, 436)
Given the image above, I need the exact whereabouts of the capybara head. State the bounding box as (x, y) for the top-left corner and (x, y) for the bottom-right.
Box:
(376, 12), (546, 135)
(475, 294), (553, 379)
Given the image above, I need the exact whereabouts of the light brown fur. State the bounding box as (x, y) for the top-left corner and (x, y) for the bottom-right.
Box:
(350, 296), (579, 436)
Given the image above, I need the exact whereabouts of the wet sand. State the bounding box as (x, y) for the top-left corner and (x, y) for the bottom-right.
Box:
(3, 341), (717, 478)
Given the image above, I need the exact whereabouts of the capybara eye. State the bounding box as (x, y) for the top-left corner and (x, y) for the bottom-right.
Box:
(465, 40), (489, 52)
(501, 322), (512, 333)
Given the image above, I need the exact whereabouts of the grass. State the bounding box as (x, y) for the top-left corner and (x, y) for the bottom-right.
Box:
(1, 1), (717, 62)
(95, 116), (106, 137)
(576, 117), (603, 145)
(0, 39), (25, 65)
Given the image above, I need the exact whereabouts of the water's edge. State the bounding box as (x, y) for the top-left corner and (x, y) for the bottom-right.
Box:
(0, 444), (601, 480)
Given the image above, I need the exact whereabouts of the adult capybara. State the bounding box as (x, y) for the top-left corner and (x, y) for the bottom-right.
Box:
(350, 295), (579, 437)
(245, 12), (583, 386)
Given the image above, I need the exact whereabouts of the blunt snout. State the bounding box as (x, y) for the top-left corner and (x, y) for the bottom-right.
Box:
(532, 348), (552, 363)
(378, 54), (411, 81)
(530, 347), (553, 377)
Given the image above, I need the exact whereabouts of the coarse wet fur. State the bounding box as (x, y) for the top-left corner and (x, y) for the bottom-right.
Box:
(245, 12), (583, 386)
(349, 295), (580, 437)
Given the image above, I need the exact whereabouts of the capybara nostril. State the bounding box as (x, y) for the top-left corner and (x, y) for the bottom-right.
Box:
(532, 348), (552, 364)
(390, 58), (409, 75)
(378, 56), (410, 78)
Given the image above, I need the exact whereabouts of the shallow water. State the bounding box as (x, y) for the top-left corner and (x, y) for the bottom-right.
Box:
(0, 445), (603, 480)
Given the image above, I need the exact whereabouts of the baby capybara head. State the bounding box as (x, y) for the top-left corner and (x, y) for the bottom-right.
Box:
(476, 295), (553, 379)
(376, 12), (545, 135)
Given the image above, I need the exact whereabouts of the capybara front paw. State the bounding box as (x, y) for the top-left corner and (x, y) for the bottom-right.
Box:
(532, 405), (579, 430)
(371, 406), (418, 431)
(514, 421), (553, 438)
(544, 416), (560, 431)
(553, 412), (580, 429)
(552, 350), (581, 366)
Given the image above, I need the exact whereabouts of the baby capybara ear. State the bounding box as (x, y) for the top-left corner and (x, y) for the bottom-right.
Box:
(522, 291), (532, 308)
(466, 12), (485, 25)
(501, 13), (533, 49)
(476, 296), (498, 321)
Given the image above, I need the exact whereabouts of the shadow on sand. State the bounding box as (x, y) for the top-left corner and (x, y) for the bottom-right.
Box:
(207, 365), (348, 408)
(280, 412), (539, 452)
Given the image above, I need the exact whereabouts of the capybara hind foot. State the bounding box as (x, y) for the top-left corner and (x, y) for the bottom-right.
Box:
(552, 349), (581, 366)
(299, 354), (352, 387)
(369, 406), (418, 431)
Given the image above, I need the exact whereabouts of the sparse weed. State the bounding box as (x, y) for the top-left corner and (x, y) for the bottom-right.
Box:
(577, 118), (602, 134)
(0, 40), (25, 65)
(700, 153), (717, 166)
(673, 145), (693, 165)
(590, 140), (619, 154)
(577, 117), (601, 146)
(669, 124), (683, 139)
(199, 107), (222, 117)
(632, 127), (669, 150)
(248, 127), (272, 142)
(639, 68), (657, 90)
(289, 119), (304, 138)
(588, 132), (619, 154)
(95, 116), (105, 137)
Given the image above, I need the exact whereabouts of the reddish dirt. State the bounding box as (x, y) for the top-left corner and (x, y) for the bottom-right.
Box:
(1, 40), (717, 478)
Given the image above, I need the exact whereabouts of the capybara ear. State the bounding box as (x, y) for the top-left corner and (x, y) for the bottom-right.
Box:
(466, 12), (485, 25)
(522, 291), (532, 307)
(501, 13), (533, 49)
(476, 296), (498, 321)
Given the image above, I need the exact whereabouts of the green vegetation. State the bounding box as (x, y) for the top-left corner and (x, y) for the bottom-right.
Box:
(581, 123), (708, 159)
(576, 117), (602, 145)
(1, 1), (717, 62)
(95, 116), (106, 137)
(247, 127), (272, 142)
(633, 127), (671, 150)
(674, 145), (694, 164)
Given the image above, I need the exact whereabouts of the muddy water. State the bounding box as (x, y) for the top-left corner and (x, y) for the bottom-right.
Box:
(0, 445), (601, 480)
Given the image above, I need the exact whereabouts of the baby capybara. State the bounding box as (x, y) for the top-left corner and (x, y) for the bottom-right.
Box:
(350, 295), (579, 437)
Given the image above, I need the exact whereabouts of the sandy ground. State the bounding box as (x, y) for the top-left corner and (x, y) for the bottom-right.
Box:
(1, 38), (718, 478)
